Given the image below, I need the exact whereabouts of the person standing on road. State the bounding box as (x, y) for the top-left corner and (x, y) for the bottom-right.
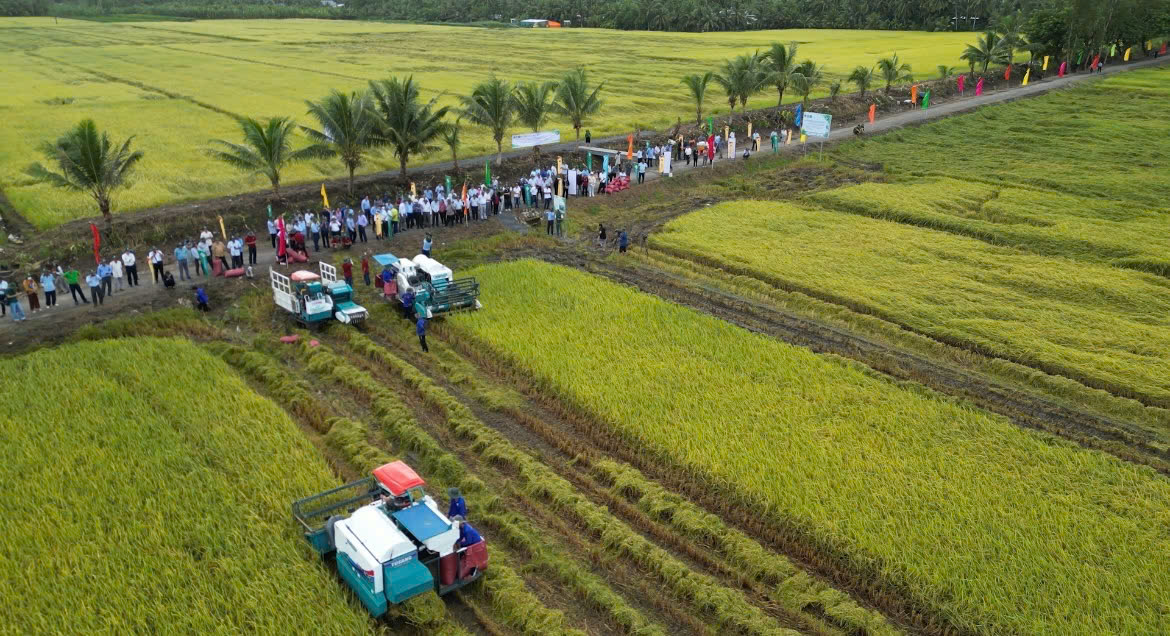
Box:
(357, 210), (369, 243)
(618, 229), (629, 253)
(98, 260), (113, 296)
(422, 233), (433, 257)
(174, 243), (190, 282)
(597, 223), (607, 247)
(361, 253), (371, 287)
(267, 217), (277, 249)
(228, 237), (243, 269)
(63, 268), (89, 305)
(23, 275), (40, 313)
(7, 284), (24, 321)
(110, 258), (124, 291)
(342, 258), (353, 287)
(121, 249), (139, 287)
(146, 247), (164, 284)
(637, 161), (646, 184)
(86, 271), (104, 306)
(211, 239), (227, 273)
(245, 230), (258, 264)
(40, 270), (57, 307)
(416, 315), (429, 352)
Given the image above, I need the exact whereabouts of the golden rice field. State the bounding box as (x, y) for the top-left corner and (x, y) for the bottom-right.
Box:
(450, 259), (1170, 636)
(0, 337), (372, 633)
(0, 16), (975, 226)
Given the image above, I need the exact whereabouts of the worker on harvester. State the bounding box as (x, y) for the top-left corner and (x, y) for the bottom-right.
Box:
(452, 515), (482, 549)
(447, 488), (467, 518)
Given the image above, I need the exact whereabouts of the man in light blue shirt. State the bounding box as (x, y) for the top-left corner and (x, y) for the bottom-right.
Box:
(174, 243), (190, 281)
(357, 211), (369, 243)
(39, 270), (57, 307)
(86, 272), (104, 306)
(97, 261), (113, 296)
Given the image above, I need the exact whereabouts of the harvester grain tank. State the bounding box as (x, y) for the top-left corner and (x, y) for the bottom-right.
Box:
(292, 461), (488, 616)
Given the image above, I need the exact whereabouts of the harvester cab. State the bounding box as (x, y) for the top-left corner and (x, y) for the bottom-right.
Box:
(374, 252), (482, 319)
(292, 461), (488, 618)
(318, 262), (369, 325)
(270, 269), (335, 326)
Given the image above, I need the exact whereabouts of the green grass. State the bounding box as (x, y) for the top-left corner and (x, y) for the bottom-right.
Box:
(450, 259), (1170, 636)
(0, 337), (373, 633)
(0, 17), (976, 226)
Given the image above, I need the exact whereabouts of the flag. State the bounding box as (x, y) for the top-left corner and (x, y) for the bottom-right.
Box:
(218, 215), (226, 240)
(1110, 44), (1117, 57)
(461, 183), (468, 205)
(557, 156), (563, 177)
(410, 182), (416, 198)
(1042, 55), (1049, 70)
(1147, 40), (1153, 51)
(276, 216), (286, 259)
(1004, 65), (1011, 80)
(445, 175), (452, 194)
(746, 122), (752, 142)
(1124, 47), (1131, 61)
(484, 159), (490, 187)
(626, 134), (633, 159)
(1161, 42), (1167, 55)
(1076, 51), (1083, 65)
(707, 116), (713, 134)
(587, 152), (592, 172)
(320, 184), (329, 209)
(602, 154), (609, 174)
(911, 84), (918, 104)
(958, 74), (966, 93)
(267, 203), (272, 219)
(89, 223), (101, 265)
(1058, 61), (1066, 77)
(706, 134), (714, 160)
(1021, 68), (1030, 86)
(921, 90), (930, 109)
(794, 104), (803, 127)
(800, 133), (807, 144)
(975, 77), (984, 96)
(868, 103), (875, 123)
(1092, 54), (1100, 69)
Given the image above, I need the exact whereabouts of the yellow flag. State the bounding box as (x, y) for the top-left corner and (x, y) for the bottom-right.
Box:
(1042, 56), (1049, 70)
(1147, 40), (1153, 51)
(800, 133), (807, 144)
(218, 215), (226, 240)
(1124, 47), (1132, 61)
(746, 122), (752, 141)
(320, 184), (329, 209)
(410, 182), (416, 197)
(1021, 68), (1030, 86)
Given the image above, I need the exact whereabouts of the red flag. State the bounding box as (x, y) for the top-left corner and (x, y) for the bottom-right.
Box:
(706, 135), (715, 160)
(1058, 61), (1066, 77)
(957, 75), (966, 93)
(1161, 42), (1167, 55)
(1092, 54), (1100, 70)
(1004, 65), (1011, 81)
(626, 134), (633, 160)
(89, 223), (101, 265)
(867, 104), (875, 124)
(276, 216), (286, 258)
(975, 78), (984, 96)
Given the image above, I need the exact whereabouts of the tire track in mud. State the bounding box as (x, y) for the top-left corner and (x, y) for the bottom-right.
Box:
(536, 249), (1170, 475)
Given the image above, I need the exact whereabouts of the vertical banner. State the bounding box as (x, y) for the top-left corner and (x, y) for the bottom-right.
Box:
(746, 122), (752, 146)
(410, 182), (416, 197)
(556, 155), (563, 176)
(90, 223), (101, 265)
(1076, 51), (1083, 66)
(266, 203), (272, 219)
(461, 183), (468, 205)
(320, 184), (329, 209)
(276, 216), (286, 259)
(1004, 65), (1011, 80)
(868, 104), (875, 123)
(218, 215), (226, 240)
(1110, 44), (1117, 57)
(921, 90), (930, 109)
(1021, 68), (1030, 86)
(626, 134), (633, 159)
(1092, 54), (1100, 70)
(602, 154), (609, 175)
(975, 77), (984, 95)
(445, 175), (452, 194)
(1124, 47), (1132, 61)
(911, 84), (918, 104)
(587, 152), (592, 172)
(1161, 42), (1167, 55)
(1042, 56), (1049, 71)
(723, 125), (729, 144)
(707, 116), (713, 134)
(484, 159), (490, 187)
(958, 75), (965, 93)
(1058, 61), (1066, 77)
(794, 104), (803, 127)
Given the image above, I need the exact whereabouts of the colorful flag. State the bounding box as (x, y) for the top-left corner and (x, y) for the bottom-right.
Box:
(484, 159), (490, 186)
(910, 84), (918, 104)
(320, 184), (329, 209)
(602, 154), (609, 174)
(1042, 56), (1049, 71)
(921, 90), (930, 109)
(1004, 65), (1011, 81)
(868, 104), (875, 123)
(707, 116), (713, 134)
(746, 122), (752, 142)
(218, 215), (226, 240)
(1058, 61), (1066, 78)
(626, 134), (633, 159)
(587, 152), (592, 172)
(1110, 44), (1117, 57)
(1146, 40), (1152, 50)
(461, 183), (468, 205)
(445, 175), (452, 194)
(1076, 51), (1083, 65)
(89, 223), (101, 265)
(706, 135), (714, 161)
(958, 74), (966, 93)
(266, 203), (272, 219)
(794, 104), (803, 127)
(1161, 42), (1167, 55)
(975, 77), (984, 96)
(1021, 68), (1030, 86)
(1124, 47), (1132, 61)
(1092, 54), (1100, 69)
(410, 182), (416, 197)
(800, 133), (807, 143)
(276, 216), (286, 259)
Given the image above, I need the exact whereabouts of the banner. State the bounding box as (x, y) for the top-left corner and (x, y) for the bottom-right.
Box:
(218, 215), (226, 240)
(587, 153), (592, 172)
(706, 134), (714, 160)
(1092, 54), (1100, 70)
(1021, 68), (1030, 86)
(510, 130), (560, 148)
(626, 134), (633, 160)
(557, 156), (563, 177)
(1162, 41), (1168, 55)
(266, 203), (272, 219)
(603, 154), (609, 174)
(957, 75), (965, 93)
(910, 84), (918, 104)
(868, 104), (875, 123)
(800, 112), (832, 138)
(461, 183), (468, 205)
(1110, 44), (1118, 57)
(445, 176), (452, 194)
(707, 116), (713, 134)
(320, 184), (329, 209)
(794, 104), (803, 127)
(90, 223), (101, 265)
(1042, 56), (1049, 71)
(746, 122), (752, 145)
(1076, 51), (1083, 65)
(1058, 61), (1066, 77)
(800, 133), (807, 144)
(975, 77), (984, 96)
(411, 182), (416, 197)
(276, 216), (286, 259)
(484, 159), (490, 187)
(1004, 65), (1011, 80)
(1124, 47), (1132, 61)
(921, 90), (930, 109)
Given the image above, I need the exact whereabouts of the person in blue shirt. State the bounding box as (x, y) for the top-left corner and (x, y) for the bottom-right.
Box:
(447, 487), (467, 519)
(97, 261), (113, 297)
(194, 286), (209, 312)
(422, 233), (433, 257)
(416, 315), (428, 352)
(452, 516), (482, 548)
(174, 243), (190, 281)
(86, 272), (104, 306)
(618, 229), (629, 254)
(39, 270), (57, 307)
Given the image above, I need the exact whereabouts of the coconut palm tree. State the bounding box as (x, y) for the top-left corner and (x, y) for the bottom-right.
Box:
(680, 71), (714, 125)
(301, 89), (381, 196)
(994, 11), (1024, 67)
(848, 65), (876, 96)
(511, 80), (557, 132)
(877, 53), (914, 94)
(207, 116), (318, 200)
(736, 52), (766, 111)
(441, 121), (462, 171)
(937, 64), (958, 79)
(792, 60), (824, 105)
(26, 119), (144, 227)
(553, 68), (604, 140)
(961, 32), (1008, 74)
(761, 41), (800, 106)
(828, 80), (842, 103)
(459, 76), (515, 166)
(715, 53), (764, 116)
(368, 75), (450, 179)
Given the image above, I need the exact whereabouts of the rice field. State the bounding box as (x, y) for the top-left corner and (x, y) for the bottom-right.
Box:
(0, 17), (974, 226)
(0, 337), (373, 633)
(449, 258), (1170, 636)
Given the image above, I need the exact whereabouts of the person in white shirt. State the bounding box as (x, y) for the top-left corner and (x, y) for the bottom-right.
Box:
(121, 249), (139, 287)
(228, 237), (243, 268)
(147, 247), (165, 284)
(267, 218), (277, 248)
(478, 191), (488, 220)
(110, 258), (124, 291)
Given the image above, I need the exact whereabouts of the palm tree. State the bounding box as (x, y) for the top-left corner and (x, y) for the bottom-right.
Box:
(877, 53), (914, 94)
(736, 52), (765, 111)
(680, 71), (714, 125)
(25, 119), (143, 227)
(828, 80), (842, 103)
(714, 53), (764, 116)
(761, 41), (800, 106)
(301, 89), (380, 196)
(994, 11), (1024, 67)
(937, 64), (958, 79)
(848, 66), (876, 96)
(961, 32), (1008, 74)
(459, 76), (515, 166)
(512, 80), (557, 132)
(368, 75), (450, 179)
(207, 116), (317, 200)
(553, 67), (604, 140)
(441, 121), (462, 171)
(791, 60), (824, 105)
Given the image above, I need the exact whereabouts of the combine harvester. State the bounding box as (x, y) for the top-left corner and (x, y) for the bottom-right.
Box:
(292, 461), (488, 616)
(373, 253), (482, 318)
(270, 262), (368, 327)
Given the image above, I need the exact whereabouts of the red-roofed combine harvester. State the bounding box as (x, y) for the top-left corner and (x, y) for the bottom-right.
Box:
(292, 461), (487, 616)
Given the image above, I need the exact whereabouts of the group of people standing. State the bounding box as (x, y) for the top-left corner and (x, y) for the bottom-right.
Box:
(0, 248), (152, 321)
